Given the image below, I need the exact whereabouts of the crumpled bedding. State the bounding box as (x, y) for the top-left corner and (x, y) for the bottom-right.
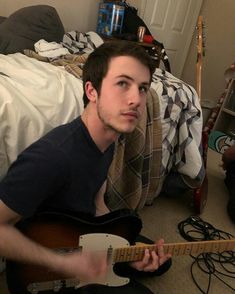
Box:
(151, 69), (204, 183)
(0, 53), (84, 179)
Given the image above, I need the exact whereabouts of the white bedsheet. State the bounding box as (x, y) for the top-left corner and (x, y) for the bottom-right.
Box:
(0, 53), (84, 179)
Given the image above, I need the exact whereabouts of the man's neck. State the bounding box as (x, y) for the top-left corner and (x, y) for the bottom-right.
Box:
(81, 106), (118, 153)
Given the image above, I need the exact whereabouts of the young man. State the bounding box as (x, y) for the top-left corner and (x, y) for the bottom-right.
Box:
(0, 41), (171, 293)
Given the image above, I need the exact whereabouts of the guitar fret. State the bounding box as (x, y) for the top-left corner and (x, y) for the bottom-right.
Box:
(168, 244), (173, 255)
(223, 242), (228, 251)
(115, 248), (125, 262)
(172, 245), (177, 255)
(128, 246), (140, 261)
(181, 243), (188, 255)
(213, 243), (219, 252)
(206, 242), (216, 252)
(189, 242), (196, 255)
(131, 246), (139, 261)
(122, 248), (130, 261)
(178, 244), (185, 255)
(164, 244), (170, 255)
(204, 241), (213, 254)
(173, 245), (179, 256)
(115, 244), (157, 262)
(163, 239), (235, 257)
(220, 241), (231, 252)
(226, 242), (234, 251)
(165, 244), (172, 255)
(186, 244), (192, 254)
(198, 243), (205, 254)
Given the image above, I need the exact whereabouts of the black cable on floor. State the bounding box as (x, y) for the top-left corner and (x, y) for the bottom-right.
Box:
(178, 215), (235, 293)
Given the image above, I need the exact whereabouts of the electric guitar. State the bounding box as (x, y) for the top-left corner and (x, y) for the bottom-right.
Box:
(6, 209), (235, 294)
(194, 15), (207, 214)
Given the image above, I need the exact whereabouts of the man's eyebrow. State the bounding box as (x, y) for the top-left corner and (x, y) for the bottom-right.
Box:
(116, 74), (150, 85)
(116, 74), (133, 80)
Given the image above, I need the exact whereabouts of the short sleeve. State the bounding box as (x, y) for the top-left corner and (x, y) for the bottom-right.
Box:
(0, 139), (69, 217)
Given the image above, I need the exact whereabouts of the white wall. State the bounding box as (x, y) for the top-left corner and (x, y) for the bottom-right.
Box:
(0, 0), (100, 32)
(181, 0), (235, 104)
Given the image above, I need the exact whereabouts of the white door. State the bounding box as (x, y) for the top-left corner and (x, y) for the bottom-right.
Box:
(139, 0), (203, 78)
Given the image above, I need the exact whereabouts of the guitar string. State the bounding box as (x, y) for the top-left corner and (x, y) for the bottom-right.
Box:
(178, 215), (235, 294)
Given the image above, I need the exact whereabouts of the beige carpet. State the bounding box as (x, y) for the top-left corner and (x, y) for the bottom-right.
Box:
(139, 149), (235, 294)
(0, 149), (234, 293)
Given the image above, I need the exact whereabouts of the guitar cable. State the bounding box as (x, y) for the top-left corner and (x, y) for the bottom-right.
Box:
(178, 215), (235, 293)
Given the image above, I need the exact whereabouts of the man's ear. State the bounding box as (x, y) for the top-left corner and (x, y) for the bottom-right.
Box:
(85, 81), (98, 103)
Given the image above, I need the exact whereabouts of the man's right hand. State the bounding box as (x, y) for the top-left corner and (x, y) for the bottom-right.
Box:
(55, 249), (109, 283)
(0, 200), (108, 284)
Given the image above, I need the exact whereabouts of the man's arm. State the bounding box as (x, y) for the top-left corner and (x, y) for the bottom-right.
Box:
(0, 200), (108, 281)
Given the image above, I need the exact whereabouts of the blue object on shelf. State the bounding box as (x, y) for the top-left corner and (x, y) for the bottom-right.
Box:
(96, 2), (125, 36)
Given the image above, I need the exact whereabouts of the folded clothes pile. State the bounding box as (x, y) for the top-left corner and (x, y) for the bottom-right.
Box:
(34, 39), (69, 58)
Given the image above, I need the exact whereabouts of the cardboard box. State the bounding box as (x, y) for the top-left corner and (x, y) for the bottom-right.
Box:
(96, 2), (125, 36)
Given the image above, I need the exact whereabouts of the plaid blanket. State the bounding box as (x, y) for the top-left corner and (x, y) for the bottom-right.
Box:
(105, 88), (163, 211)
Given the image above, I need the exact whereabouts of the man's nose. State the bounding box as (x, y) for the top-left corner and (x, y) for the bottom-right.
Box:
(127, 86), (141, 106)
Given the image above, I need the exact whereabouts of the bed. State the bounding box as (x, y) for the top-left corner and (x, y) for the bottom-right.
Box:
(0, 5), (204, 212)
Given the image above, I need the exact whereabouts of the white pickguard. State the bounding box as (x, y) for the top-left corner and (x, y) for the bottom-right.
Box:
(79, 233), (130, 287)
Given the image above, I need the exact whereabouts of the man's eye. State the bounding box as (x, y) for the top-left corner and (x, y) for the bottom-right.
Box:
(139, 86), (148, 93)
(117, 81), (128, 87)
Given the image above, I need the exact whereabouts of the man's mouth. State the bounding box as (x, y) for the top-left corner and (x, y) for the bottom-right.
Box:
(122, 111), (139, 119)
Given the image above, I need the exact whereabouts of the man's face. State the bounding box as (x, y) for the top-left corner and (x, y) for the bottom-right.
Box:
(96, 56), (151, 134)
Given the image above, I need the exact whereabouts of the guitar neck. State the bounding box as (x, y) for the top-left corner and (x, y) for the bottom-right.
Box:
(114, 239), (235, 263)
(196, 61), (202, 101)
(196, 15), (204, 102)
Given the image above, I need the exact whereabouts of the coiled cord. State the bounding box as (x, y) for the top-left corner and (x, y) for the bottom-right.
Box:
(178, 215), (235, 293)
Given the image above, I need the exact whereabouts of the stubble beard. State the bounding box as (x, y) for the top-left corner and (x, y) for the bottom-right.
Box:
(97, 103), (137, 135)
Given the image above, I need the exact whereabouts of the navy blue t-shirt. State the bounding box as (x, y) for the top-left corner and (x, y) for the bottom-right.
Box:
(0, 117), (114, 217)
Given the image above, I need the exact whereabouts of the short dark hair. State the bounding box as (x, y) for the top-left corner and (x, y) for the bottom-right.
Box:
(82, 40), (155, 107)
